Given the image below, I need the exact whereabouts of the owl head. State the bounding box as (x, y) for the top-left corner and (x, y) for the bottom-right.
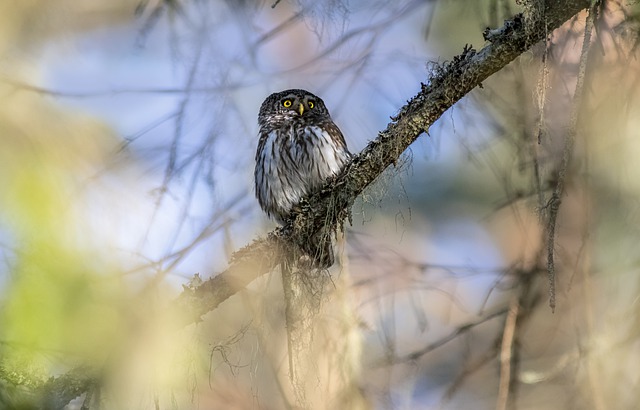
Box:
(258, 89), (331, 127)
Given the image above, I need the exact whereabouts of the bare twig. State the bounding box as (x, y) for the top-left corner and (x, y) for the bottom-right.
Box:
(377, 307), (509, 366)
(496, 296), (519, 410)
(546, 1), (595, 312)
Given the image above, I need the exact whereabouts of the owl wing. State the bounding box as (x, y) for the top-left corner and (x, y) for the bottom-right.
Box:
(321, 120), (351, 156)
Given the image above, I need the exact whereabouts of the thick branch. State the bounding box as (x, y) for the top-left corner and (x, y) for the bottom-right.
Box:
(174, 0), (590, 324)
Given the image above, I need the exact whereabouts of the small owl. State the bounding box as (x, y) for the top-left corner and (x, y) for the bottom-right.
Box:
(255, 89), (351, 265)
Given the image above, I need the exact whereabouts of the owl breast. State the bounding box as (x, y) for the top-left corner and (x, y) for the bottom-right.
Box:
(255, 123), (350, 224)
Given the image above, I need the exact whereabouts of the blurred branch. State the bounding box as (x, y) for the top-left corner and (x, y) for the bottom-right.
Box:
(174, 237), (279, 325)
(0, 365), (96, 410)
(39, 368), (97, 410)
(378, 307), (510, 366)
(438, 264), (543, 405)
(174, 0), (590, 325)
(1, 77), (246, 98)
(496, 296), (519, 410)
(545, 1), (596, 312)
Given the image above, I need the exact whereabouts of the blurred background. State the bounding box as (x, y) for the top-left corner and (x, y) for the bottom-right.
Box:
(0, 0), (638, 409)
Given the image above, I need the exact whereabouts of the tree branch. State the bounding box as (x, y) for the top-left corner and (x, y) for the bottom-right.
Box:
(174, 0), (590, 325)
(546, 1), (596, 312)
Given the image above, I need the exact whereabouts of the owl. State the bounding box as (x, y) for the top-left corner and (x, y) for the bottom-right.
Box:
(255, 89), (351, 266)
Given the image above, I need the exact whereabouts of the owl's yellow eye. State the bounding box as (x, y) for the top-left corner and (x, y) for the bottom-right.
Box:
(283, 100), (292, 108)
(308, 101), (315, 109)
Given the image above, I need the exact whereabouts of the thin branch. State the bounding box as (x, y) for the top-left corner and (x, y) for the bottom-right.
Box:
(546, 1), (596, 312)
(0, 77), (247, 98)
(496, 296), (519, 410)
(377, 307), (509, 366)
(441, 342), (499, 403)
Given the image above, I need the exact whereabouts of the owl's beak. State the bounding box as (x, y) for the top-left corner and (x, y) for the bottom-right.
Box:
(298, 103), (304, 116)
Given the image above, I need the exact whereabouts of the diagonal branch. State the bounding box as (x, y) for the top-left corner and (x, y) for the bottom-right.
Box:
(174, 0), (590, 325)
